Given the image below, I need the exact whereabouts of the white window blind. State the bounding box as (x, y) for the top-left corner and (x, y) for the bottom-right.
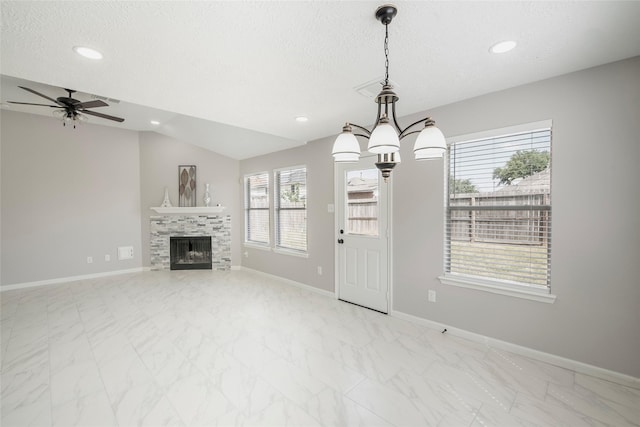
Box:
(244, 172), (270, 245)
(275, 167), (307, 252)
(446, 125), (552, 291)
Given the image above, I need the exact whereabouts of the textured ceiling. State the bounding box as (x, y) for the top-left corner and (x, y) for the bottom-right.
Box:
(2, 1), (640, 159)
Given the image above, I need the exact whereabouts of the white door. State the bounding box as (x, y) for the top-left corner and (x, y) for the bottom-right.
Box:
(335, 158), (389, 313)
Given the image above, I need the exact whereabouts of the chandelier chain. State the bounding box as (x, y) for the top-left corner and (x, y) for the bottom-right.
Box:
(384, 23), (389, 85)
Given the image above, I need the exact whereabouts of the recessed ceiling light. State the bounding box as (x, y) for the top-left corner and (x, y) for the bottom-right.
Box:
(489, 40), (517, 54)
(73, 46), (103, 60)
(150, 120), (160, 125)
(296, 116), (309, 123)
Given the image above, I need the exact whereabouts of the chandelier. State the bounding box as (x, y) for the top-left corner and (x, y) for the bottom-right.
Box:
(332, 5), (446, 181)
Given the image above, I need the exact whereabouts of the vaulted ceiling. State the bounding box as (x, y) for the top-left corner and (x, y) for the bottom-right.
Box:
(2, 1), (639, 159)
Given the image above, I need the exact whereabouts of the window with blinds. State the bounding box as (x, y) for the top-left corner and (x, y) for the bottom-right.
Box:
(445, 123), (552, 292)
(275, 166), (307, 253)
(244, 172), (270, 245)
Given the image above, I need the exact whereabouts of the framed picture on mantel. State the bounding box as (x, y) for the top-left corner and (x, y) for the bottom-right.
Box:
(179, 165), (196, 207)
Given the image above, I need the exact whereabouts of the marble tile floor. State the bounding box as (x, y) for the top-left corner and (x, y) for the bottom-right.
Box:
(1, 270), (639, 427)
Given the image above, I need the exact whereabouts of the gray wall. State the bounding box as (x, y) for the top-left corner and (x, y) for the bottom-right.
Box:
(239, 140), (336, 293)
(392, 57), (640, 378)
(138, 132), (241, 267)
(0, 113), (243, 285)
(1, 110), (142, 285)
(240, 57), (640, 378)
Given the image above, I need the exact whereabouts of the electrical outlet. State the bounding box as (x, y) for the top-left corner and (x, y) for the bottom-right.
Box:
(105, 254), (111, 262)
(87, 256), (93, 264)
(428, 289), (437, 303)
(317, 266), (323, 276)
(244, 251), (249, 258)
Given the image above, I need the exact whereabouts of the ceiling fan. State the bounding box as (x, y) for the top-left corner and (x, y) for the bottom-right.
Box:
(8, 86), (125, 128)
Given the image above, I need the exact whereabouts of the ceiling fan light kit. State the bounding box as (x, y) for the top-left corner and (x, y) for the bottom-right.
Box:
(332, 4), (446, 181)
(53, 108), (88, 128)
(7, 86), (125, 128)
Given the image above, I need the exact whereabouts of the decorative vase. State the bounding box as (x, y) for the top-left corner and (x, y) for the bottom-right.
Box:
(203, 183), (211, 207)
(160, 187), (173, 207)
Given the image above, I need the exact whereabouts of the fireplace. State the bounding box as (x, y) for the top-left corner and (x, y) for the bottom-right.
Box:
(170, 236), (212, 270)
(150, 215), (230, 271)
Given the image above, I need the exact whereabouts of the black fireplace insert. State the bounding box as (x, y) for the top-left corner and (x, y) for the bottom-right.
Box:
(170, 236), (212, 270)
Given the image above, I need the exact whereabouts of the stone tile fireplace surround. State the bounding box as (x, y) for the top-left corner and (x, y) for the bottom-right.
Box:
(150, 215), (231, 270)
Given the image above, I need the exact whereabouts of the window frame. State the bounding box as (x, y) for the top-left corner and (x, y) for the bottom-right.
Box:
(439, 120), (556, 303)
(244, 171), (271, 248)
(273, 165), (308, 256)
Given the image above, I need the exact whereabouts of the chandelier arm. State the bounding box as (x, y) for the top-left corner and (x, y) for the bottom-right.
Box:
(372, 102), (383, 131)
(349, 123), (372, 136)
(398, 130), (423, 140)
(353, 133), (371, 139)
(390, 100), (403, 134)
(398, 117), (430, 139)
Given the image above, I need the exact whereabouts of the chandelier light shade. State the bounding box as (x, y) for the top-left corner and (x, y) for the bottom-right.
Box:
(415, 147), (445, 160)
(367, 116), (400, 154)
(332, 124), (361, 162)
(331, 4), (446, 181)
(413, 119), (447, 160)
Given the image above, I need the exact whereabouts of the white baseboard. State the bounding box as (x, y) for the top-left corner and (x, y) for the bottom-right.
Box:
(239, 266), (335, 299)
(390, 309), (640, 390)
(1, 267), (150, 292)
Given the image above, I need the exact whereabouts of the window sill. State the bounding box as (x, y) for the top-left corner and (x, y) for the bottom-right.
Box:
(273, 247), (309, 258)
(438, 274), (556, 304)
(243, 242), (271, 251)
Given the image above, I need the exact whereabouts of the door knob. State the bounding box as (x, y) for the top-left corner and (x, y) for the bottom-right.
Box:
(337, 239), (344, 244)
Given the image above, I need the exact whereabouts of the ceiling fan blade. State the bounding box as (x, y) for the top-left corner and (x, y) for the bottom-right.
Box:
(18, 86), (65, 106)
(81, 109), (125, 123)
(7, 101), (59, 107)
(74, 99), (108, 109)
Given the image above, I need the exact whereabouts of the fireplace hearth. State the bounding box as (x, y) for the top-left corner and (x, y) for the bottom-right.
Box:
(170, 236), (212, 270)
